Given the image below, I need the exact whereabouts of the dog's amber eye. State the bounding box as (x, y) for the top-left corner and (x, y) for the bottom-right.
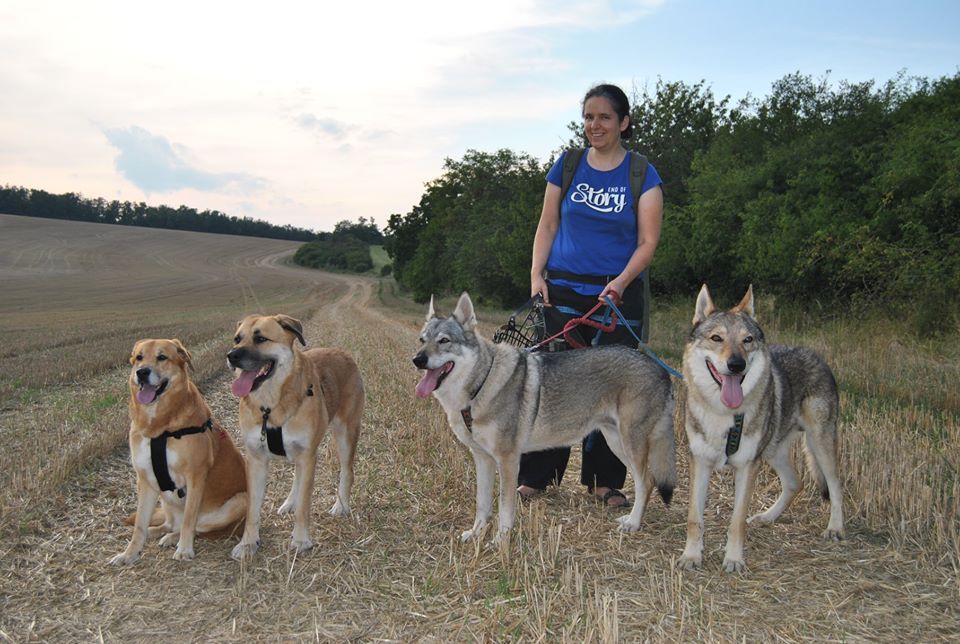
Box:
(157, 354), (167, 361)
(135, 354), (143, 361)
(710, 335), (722, 342)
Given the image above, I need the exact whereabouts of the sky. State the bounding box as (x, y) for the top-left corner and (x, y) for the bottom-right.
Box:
(2, 0), (958, 233)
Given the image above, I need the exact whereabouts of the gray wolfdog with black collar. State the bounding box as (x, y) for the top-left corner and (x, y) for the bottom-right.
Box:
(678, 285), (844, 574)
(413, 292), (676, 543)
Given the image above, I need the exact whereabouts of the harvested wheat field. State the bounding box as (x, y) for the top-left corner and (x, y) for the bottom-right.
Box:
(0, 214), (957, 642)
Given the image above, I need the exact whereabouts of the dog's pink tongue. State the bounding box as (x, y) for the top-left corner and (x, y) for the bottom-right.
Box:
(137, 385), (158, 405)
(232, 370), (258, 398)
(415, 368), (442, 398)
(720, 375), (744, 409)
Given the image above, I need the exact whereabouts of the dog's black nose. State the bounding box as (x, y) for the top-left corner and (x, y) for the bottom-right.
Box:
(227, 348), (244, 367)
(413, 353), (428, 369)
(727, 355), (746, 374)
(136, 367), (151, 382)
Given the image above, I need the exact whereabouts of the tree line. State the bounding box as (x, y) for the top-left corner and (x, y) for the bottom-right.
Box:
(0, 186), (318, 241)
(384, 72), (959, 331)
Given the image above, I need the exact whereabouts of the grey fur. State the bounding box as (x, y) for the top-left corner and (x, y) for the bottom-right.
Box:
(413, 292), (676, 543)
(678, 284), (844, 574)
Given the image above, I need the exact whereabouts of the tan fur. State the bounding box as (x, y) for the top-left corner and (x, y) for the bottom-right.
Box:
(110, 339), (248, 565)
(228, 315), (363, 559)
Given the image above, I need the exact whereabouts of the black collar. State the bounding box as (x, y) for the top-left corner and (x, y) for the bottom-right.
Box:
(150, 419), (212, 497)
(460, 356), (495, 432)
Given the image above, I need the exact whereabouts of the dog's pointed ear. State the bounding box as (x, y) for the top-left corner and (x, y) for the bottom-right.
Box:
(693, 284), (715, 325)
(452, 292), (477, 330)
(276, 314), (306, 346)
(171, 338), (194, 370)
(734, 284), (755, 318)
(426, 294), (437, 320)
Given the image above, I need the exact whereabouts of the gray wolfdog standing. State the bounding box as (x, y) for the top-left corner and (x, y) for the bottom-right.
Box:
(412, 292), (676, 543)
(678, 284), (844, 573)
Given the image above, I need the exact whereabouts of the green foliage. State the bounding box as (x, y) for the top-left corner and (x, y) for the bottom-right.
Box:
(385, 149), (546, 305)
(386, 72), (959, 325)
(334, 217), (384, 244)
(293, 234), (373, 273)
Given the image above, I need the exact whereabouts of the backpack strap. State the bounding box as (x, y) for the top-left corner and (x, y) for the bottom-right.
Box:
(627, 151), (651, 343)
(560, 148), (585, 201)
(628, 151), (649, 205)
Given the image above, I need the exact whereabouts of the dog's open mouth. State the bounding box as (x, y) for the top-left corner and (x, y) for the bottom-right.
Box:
(705, 359), (745, 409)
(137, 379), (168, 405)
(231, 360), (276, 398)
(415, 361), (454, 398)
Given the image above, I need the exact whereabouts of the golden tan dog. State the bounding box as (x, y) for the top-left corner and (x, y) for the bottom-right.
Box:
(111, 339), (248, 565)
(227, 314), (363, 559)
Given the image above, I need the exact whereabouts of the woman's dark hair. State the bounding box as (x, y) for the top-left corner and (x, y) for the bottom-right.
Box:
(582, 83), (633, 140)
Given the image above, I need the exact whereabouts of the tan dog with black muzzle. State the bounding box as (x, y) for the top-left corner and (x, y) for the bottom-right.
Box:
(227, 314), (363, 559)
(111, 339), (248, 565)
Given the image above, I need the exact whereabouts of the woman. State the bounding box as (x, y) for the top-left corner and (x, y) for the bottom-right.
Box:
(519, 83), (664, 507)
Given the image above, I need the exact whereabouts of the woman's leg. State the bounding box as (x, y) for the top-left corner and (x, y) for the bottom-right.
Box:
(578, 279), (646, 505)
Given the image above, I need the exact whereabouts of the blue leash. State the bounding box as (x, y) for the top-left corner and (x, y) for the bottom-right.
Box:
(602, 295), (684, 380)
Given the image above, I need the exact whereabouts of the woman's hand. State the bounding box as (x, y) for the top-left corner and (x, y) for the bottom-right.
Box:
(598, 281), (624, 306)
(531, 274), (550, 306)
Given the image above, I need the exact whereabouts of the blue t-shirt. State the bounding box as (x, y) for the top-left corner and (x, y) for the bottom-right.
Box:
(545, 150), (662, 295)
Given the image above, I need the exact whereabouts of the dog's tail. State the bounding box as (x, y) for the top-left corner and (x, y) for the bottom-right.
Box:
(648, 405), (677, 505)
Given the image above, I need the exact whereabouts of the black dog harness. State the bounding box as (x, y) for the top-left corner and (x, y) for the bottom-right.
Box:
(150, 419), (212, 498)
(258, 384), (316, 456)
(726, 414), (745, 457)
(259, 406), (287, 457)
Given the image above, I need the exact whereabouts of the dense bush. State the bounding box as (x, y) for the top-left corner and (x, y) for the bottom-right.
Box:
(293, 235), (373, 273)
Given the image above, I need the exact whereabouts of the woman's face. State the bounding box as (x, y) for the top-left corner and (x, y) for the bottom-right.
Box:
(582, 96), (628, 150)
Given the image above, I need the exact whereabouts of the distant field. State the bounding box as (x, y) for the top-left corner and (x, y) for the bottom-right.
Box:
(0, 214), (348, 407)
(0, 214), (956, 641)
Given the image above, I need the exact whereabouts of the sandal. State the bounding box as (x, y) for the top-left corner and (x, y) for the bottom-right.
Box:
(517, 485), (544, 501)
(589, 487), (632, 508)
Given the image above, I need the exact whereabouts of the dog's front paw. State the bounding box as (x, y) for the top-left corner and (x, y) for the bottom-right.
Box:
(822, 526), (845, 541)
(231, 540), (259, 561)
(722, 557), (747, 574)
(616, 514), (642, 532)
(328, 499), (350, 517)
(677, 552), (702, 571)
(460, 528), (479, 542)
(289, 537), (313, 553)
(747, 511), (775, 525)
(173, 545), (195, 561)
(158, 532), (179, 548)
(489, 528), (512, 547)
(109, 550), (141, 566)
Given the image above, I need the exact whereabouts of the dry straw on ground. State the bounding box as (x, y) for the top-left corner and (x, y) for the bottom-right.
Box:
(0, 215), (957, 641)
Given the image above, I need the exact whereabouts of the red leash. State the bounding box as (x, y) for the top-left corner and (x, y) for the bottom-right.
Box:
(530, 290), (620, 351)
